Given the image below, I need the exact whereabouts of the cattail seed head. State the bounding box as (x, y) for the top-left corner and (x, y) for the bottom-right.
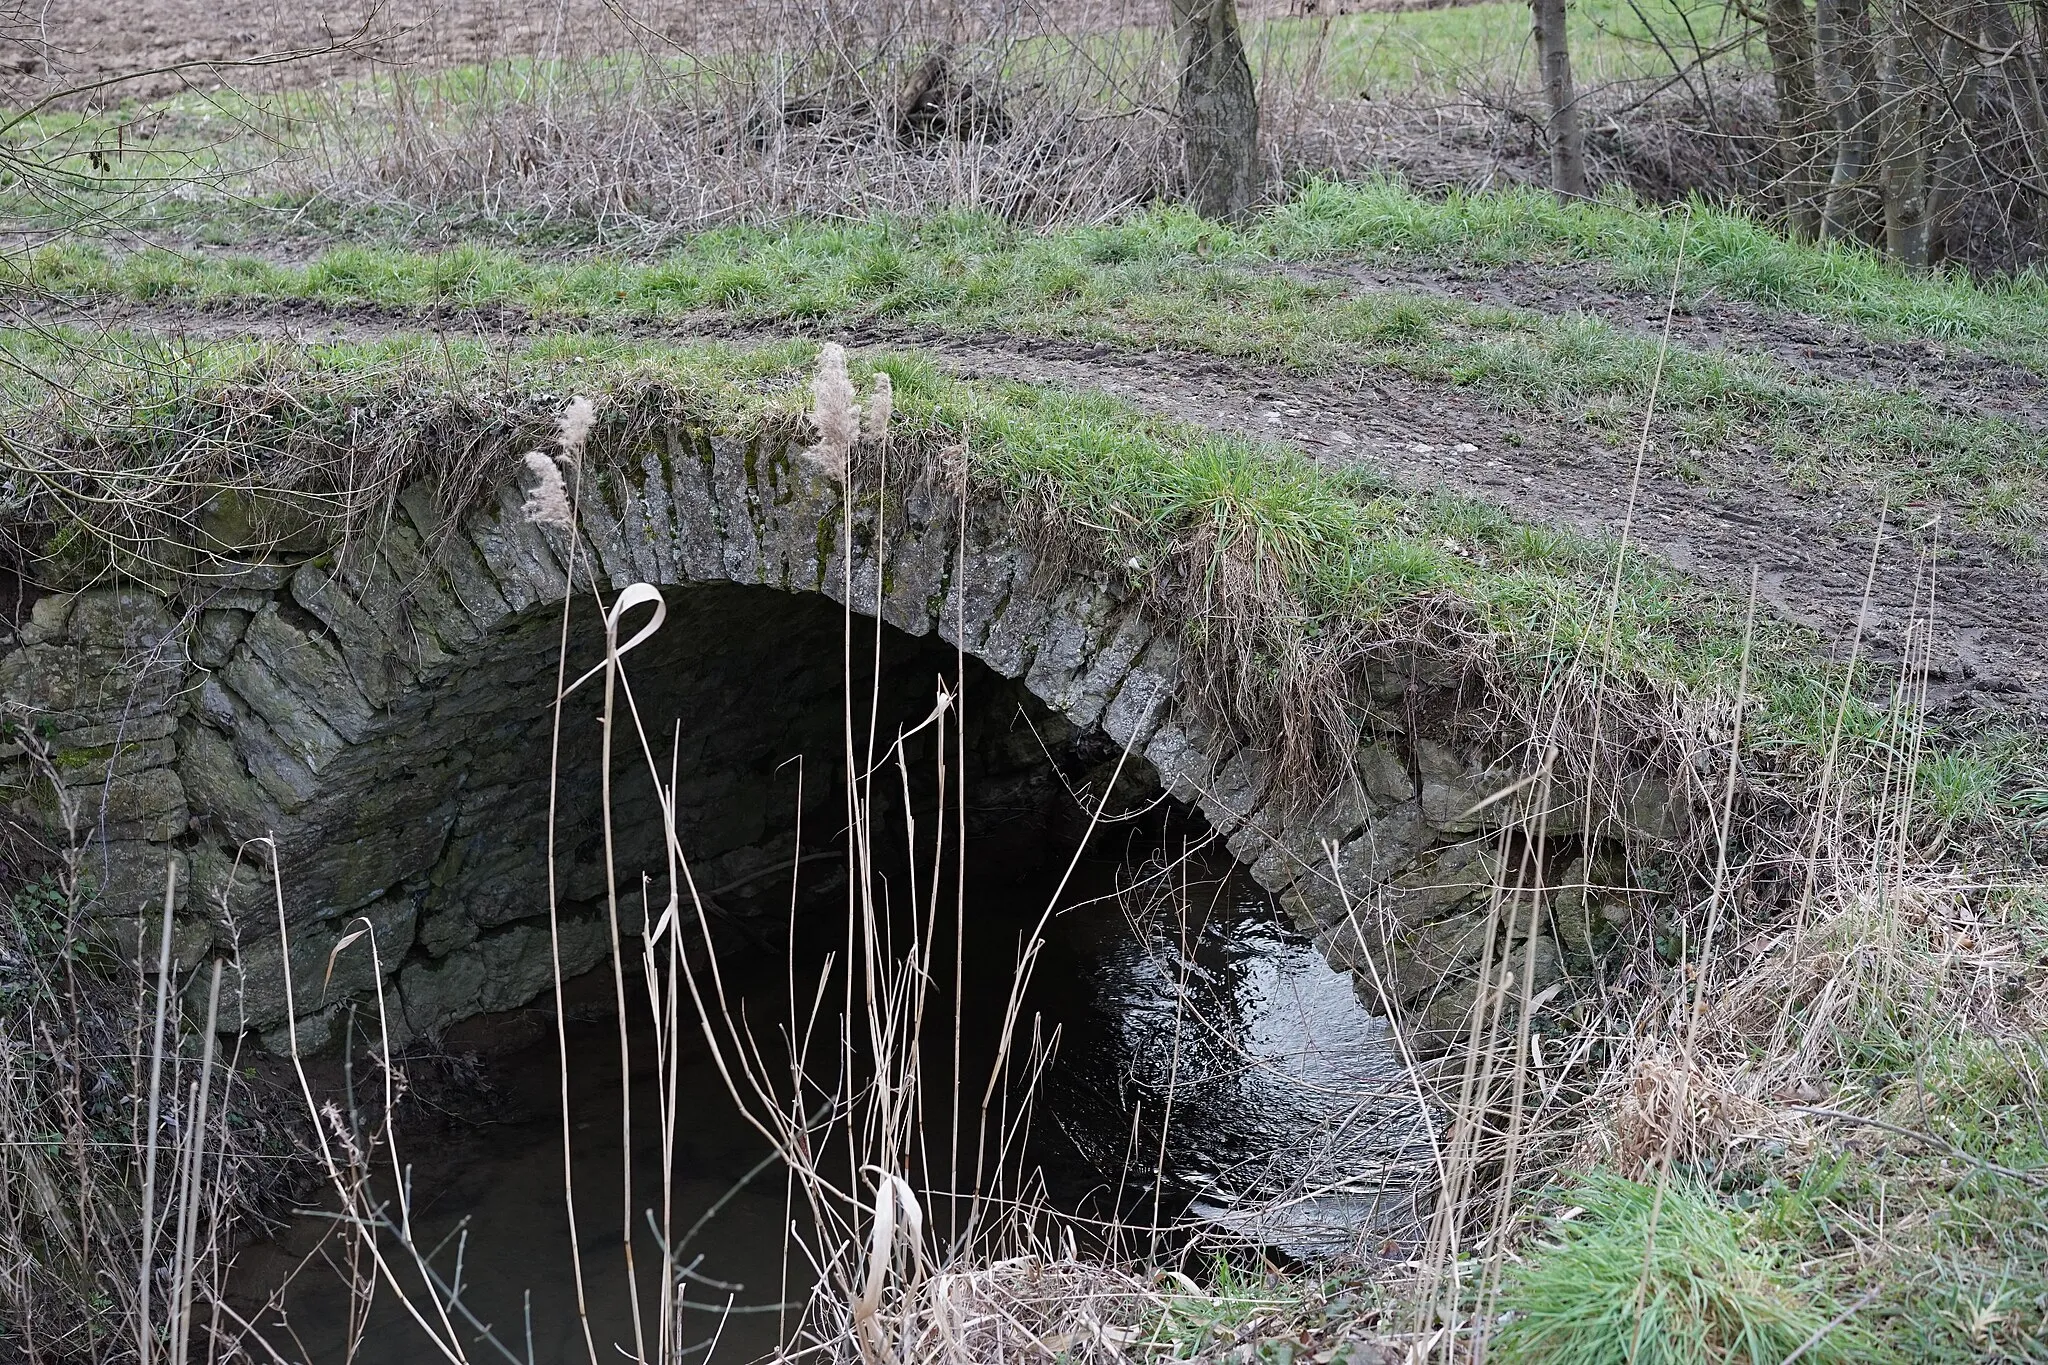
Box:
(556, 396), (597, 463)
(520, 450), (574, 529)
(862, 371), (893, 444)
(808, 342), (858, 480)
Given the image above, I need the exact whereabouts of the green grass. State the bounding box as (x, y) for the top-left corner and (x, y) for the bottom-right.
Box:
(14, 185), (2046, 535)
(1493, 1172), (1881, 1364)
(7, 323), (2026, 820)
(1244, 0), (1759, 99)
(1730, 1032), (2048, 1364)
(23, 177), (2048, 358)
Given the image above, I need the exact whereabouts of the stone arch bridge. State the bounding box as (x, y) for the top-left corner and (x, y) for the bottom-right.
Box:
(3, 420), (1659, 1051)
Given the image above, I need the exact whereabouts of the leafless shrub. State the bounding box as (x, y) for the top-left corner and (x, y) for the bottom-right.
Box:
(277, 6), (1180, 237)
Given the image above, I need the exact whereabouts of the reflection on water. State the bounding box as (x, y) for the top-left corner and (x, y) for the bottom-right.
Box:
(235, 846), (1432, 1362)
(233, 997), (809, 1365)
(1043, 858), (1434, 1257)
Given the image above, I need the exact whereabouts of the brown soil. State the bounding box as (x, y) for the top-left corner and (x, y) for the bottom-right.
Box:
(37, 294), (2048, 719)
(0, 0), (1390, 106)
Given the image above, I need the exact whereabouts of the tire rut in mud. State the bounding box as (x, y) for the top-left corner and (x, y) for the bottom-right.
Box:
(37, 297), (2048, 718)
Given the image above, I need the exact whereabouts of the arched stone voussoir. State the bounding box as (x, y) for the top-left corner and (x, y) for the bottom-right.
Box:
(9, 422), (1640, 1053)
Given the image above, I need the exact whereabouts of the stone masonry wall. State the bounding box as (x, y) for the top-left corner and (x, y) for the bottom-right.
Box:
(0, 421), (1673, 1052)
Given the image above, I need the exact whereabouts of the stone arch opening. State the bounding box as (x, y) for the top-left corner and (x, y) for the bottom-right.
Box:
(13, 425), (1671, 1057)
(187, 577), (1164, 1051)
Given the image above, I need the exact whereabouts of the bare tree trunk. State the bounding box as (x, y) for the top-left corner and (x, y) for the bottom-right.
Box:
(1529, 0), (1588, 196)
(1988, 0), (2048, 203)
(1818, 0), (1879, 238)
(1760, 0), (1824, 236)
(1925, 1), (1980, 262)
(1171, 0), (1260, 222)
(1877, 0), (1934, 264)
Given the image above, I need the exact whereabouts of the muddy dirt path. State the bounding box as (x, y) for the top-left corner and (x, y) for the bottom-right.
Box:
(916, 331), (2047, 719)
(37, 297), (2048, 717)
(1281, 256), (2048, 431)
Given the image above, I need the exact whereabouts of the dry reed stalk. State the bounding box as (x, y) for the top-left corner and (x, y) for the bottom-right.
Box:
(1, 708), (301, 1365)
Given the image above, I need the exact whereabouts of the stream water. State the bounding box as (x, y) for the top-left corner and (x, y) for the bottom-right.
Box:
(231, 844), (1432, 1363)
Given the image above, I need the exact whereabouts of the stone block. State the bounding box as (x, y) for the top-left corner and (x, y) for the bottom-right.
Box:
(182, 697), (312, 821)
(1356, 741), (1413, 807)
(400, 915), (609, 1038)
(878, 519), (950, 639)
(1225, 790), (1290, 868)
(1197, 747), (1273, 837)
(63, 589), (179, 653)
(397, 484), (516, 634)
(1144, 721), (1219, 805)
(2, 643), (183, 720)
(709, 435), (768, 586)
(19, 592), (74, 645)
(95, 767), (188, 841)
(628, 446), (683, 586)
(292, 564), (413, 710)
(78, 842), (186, 920)
(83, 912), (215, 972)
(232, 609), (374, 751)
(416, 901), (480, 957)
(1285, 800), (1438, 931)
(662, 427), (728, 584)
(1059, 606), (1153, 731)
(186, 844), (279, 925)
(423, 798), (552, 931)
(53, 716), (178, 780)
(935, 536), (1028, 658)
(1405, 935), (1561, 1054)
(193, 609), (251, 668)
(468, 483), (571, 612)
(1100, 635), (1178, 753)
(1385, 838), (1503, 928)
(571, 470), (640, 592)
(347, 526), (476, 669)
(1249, 778), (1373, 893)
(205, 893), (418, 1033)
(1414, 738), (1520, 834)
(977, 569), (1055, 680)
(1619, 769), (1686, 843)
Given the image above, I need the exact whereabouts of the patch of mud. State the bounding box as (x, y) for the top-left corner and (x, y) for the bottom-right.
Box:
(34, 295), (2048, 716)
(918, 331), (2048, 716)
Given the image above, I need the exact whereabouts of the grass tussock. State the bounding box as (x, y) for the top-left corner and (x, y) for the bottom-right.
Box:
(1491, 1172), (1877, 1365)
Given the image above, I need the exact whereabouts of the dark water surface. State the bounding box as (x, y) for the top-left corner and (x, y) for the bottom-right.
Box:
(233, 847), (1430, 1363)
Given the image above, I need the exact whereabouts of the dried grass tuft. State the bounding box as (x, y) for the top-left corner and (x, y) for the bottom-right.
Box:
(1607, 1047), (1756, 1178)
(808, 340), (859, 480)
(520, 448), (576, 528)
(280, 12), (1179, 236)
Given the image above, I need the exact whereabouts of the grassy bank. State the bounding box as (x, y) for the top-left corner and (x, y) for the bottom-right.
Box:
(15, 185), (2048, 540)
(7, 325), (2046, 1362)
(13, 169), (2044, 357)
(6, 323), (2030, 827)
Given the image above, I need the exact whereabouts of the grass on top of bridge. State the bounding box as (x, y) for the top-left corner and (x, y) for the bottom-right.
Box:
(4, 322), (2029, 839)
